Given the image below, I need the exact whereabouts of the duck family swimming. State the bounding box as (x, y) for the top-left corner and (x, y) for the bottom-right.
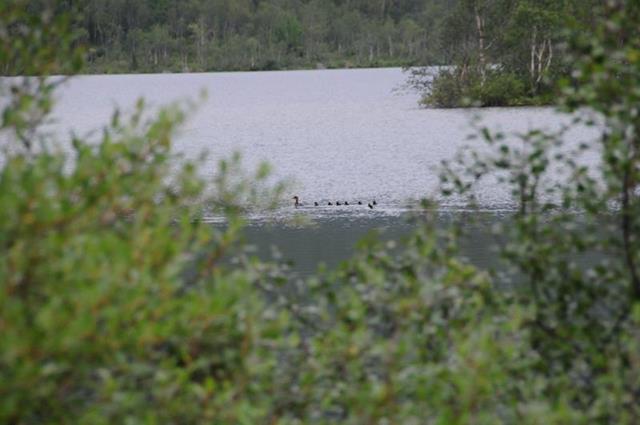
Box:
(293, 196), (376, 209)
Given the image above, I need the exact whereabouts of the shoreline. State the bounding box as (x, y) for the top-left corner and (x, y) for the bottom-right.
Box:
(82, 60), (421, 76)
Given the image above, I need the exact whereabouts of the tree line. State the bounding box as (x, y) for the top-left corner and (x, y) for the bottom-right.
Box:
(70, 0), (454, 73)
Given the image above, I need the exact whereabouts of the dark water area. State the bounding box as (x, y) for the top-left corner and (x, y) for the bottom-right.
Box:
(237, 210), (607, 280)
(241, 212), (502, 277)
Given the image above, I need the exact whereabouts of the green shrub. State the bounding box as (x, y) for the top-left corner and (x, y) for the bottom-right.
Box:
(420, 69), (467, 108)
(0, 98), (289, 423)
(2, 6), (290, 423)
(422, 69), (526, 108)
(471, 72), (526, 107)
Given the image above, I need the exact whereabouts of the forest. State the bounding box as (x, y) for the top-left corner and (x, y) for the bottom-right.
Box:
(35, 0), (596, 79)
(74, 0), (449, 73)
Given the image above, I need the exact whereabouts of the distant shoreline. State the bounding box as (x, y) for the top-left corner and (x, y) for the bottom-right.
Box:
(82, 61), (421, 76)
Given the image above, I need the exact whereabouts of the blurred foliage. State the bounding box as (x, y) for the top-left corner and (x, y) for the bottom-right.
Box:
(0, 0), (84, 150)
(3, 0), (640, 424)
(438, 0), (640, 421)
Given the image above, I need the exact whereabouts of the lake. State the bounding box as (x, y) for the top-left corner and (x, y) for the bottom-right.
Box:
(51, 68), (598, 275)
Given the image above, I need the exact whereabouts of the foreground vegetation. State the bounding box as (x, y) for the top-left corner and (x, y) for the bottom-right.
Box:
(2, 0), (640, 423)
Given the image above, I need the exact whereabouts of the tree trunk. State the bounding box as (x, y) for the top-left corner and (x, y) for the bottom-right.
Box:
(474, 4), (487, 86)
(530, 27), (537, 92)
(530, 27), (553, 95)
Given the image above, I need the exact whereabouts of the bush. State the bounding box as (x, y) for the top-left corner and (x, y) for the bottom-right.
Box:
(471, 72), (526, 107)
(420, 69), (466, 108)
(0, 98), (288, 423)
(422, 69), (526, 108)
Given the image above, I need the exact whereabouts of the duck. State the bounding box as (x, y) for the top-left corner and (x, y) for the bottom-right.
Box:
(314, 201), (319, 206)
(372, 200), (377, 206)
(328, 202), (333, 206)
(293, 196), (301, 207)
(368, 203), (374, 209)
(344, 201), (349, 206)
(336, 201), (342, 206)
(358, 201), (363, 205)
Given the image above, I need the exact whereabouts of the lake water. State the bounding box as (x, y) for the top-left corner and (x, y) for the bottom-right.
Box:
(50, 68), (599, 274)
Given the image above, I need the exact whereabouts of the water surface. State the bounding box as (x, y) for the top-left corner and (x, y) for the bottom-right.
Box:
(49, 68), (599, 273)
(52, 68), (597, 213)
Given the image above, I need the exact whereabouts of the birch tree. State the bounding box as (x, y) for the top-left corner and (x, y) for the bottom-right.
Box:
(505, 0), (561, 94)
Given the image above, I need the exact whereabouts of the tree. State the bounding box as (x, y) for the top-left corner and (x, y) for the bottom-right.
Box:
(501, 0), (564, 95)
